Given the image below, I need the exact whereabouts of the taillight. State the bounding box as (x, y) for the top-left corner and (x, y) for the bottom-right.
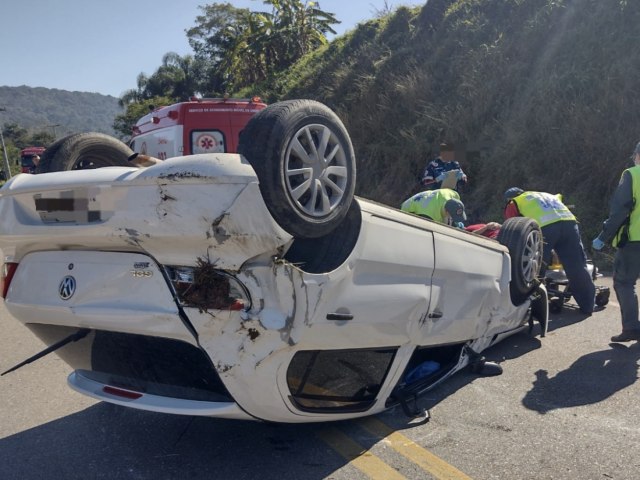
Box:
(1, 263), (18, 299)
(103, 386), (143, 400)
(164, 265), (250, 311)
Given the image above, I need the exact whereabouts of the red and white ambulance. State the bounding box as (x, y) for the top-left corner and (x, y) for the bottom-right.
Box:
(130, 97), (268, 160)
(36, 97), (268, 173)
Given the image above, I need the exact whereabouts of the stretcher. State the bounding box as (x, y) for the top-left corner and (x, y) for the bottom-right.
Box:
(545, 257), (610, 313)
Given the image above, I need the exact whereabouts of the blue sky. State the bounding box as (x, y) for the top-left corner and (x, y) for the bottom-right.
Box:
(2, 0), (422, 98)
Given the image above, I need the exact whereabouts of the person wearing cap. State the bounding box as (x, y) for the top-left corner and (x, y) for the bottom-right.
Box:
(421, 143), (468, 192)
(401, 188), (467, 228)
(592, 141), (640, 342)
(504, 187), (595, 314)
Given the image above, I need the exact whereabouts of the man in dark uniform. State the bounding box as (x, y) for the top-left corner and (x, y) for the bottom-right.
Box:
(421, 143), (467, 191)
(504, 187), (595, 314)
(593, 141), (640, 342)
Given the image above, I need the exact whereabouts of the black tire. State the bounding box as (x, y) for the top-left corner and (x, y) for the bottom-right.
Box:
(238, 99), (356, 238)
(549, 297), (563, 313)
(38, 132), (133, 172)
(284, 201), (362, 273)
(497, 217), (544, 305)
(595, 288), (610, 307)
(35, 135), (67, 173)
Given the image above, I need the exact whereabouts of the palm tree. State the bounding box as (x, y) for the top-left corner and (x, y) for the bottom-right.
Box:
(185, 0), (339, 93)
(267, 0), (339, 68)
(152, 52), (200, 100)
(118, 73), (150, 107)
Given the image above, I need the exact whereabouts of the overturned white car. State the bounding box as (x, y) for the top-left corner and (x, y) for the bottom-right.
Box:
(0, 100), (547, 423)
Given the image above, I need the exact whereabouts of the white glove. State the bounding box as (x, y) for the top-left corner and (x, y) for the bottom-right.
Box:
(436, 172), (447, 182)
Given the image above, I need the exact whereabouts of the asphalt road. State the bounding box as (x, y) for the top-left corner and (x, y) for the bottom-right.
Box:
(1, 275), (638, 480)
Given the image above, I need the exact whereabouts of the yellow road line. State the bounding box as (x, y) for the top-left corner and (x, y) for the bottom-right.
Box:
(317, 426), (407, 480)
(357, 417), (473, 480)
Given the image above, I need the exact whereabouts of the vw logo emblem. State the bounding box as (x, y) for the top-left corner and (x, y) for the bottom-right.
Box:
(59, 276), (76, 300)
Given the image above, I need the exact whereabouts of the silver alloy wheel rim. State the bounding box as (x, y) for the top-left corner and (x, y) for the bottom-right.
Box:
(522, 229), (543, 283)
(284, 123), (349, 218)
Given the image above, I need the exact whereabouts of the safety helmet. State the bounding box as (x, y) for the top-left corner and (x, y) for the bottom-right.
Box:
(503, 187), (523, 202)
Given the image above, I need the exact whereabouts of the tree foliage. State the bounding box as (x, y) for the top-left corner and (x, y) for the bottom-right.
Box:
(1, 123), (55, 178)
(119, 53), (201, 105)
(116, 1), (339, 134)
(113, 96), (177, 139)
(2, 123), (54, 149)
(183, 1), (339, 95)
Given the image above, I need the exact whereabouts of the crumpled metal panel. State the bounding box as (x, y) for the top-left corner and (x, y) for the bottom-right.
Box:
(0, 154), (292, 270)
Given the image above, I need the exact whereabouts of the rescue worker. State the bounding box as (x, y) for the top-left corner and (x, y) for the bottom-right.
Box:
(504, 187), (595, 314)
(592, 141), (640, 342)
(401, 188), (467, 228)
(421, 143), (468, 191)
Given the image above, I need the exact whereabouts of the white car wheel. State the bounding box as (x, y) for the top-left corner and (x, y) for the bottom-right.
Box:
(239, 99), (356, 239)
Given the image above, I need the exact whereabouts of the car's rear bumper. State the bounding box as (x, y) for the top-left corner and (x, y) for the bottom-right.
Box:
(68, 370), (253, 420)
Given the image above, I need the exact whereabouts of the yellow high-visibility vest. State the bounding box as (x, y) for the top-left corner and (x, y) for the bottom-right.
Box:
(512, 191), (575, 227)
(614, 166), (640, 247)
(401, 189), (459, 224)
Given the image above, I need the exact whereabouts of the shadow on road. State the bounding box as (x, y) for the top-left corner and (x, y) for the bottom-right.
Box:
(378, 331), (543, 432)
(546, 304), (596, 333)
(0, 403), (348, 480)
(522, 341), (640, 414)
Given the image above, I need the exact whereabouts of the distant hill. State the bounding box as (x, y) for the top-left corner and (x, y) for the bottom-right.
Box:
(0, 86), (122, 137)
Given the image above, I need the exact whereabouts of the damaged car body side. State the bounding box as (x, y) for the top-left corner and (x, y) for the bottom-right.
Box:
(0, 100), (547, 423)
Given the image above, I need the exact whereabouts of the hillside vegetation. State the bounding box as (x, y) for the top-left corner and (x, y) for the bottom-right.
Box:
(266, 0), (640, 243)
(0, 86), (121, 136)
